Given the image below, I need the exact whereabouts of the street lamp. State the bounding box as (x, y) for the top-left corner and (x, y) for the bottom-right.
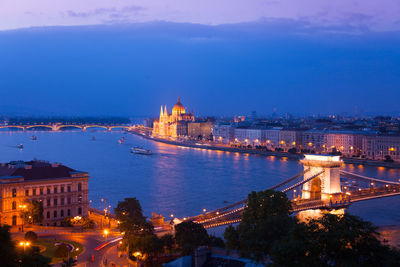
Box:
(104, 229), (109, 241)
(19, 241), (30, 252)
(19, 204), (27, 232)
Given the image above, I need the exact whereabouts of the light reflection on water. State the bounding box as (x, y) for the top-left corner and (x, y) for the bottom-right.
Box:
(0, 131), (399, 230)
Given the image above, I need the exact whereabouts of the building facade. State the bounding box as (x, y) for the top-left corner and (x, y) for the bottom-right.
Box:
(0, 160), (89, 227)
(362, 135), (400, 161)
(152, 98), (195, 138)
(187, 121), (213, 140)
(234, 128), (263, 145)
(213, 124), (235, 144)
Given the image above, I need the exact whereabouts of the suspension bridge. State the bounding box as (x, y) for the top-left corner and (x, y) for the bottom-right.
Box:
(181, 154), (400, 229)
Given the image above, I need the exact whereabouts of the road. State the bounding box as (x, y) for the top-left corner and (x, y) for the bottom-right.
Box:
(12, 229), (120, 267)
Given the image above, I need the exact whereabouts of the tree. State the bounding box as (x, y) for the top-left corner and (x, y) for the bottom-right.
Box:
(82, 217), (95, 229)
(24, 231), (38, 243)
(224, 190), (295, 262)
(270, 213), (400, 267)
(62, 257), (77, 267)
(175, 221), (209, 255)
(208, 235), (225, 248)
(115, 198), (158, 262)
(160, 234), (175, 253)
(55, 244), (70, 258)
(0, 225), (18, 267)
(128, 233), (163, 262)
(21, 200), (44, 224)
(115, 198), (153, 235)
(20, 246), (52, 267)
(61, 217), (73, 227)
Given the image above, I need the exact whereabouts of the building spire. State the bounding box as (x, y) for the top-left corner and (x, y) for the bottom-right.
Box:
(160, 105), (164, 117)
(164, 105), (168, 116)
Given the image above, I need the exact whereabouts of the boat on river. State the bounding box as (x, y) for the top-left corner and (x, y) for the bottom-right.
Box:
(130, 147), (152, 155)
(17, 144), (24, 149)
(118, 137), (125, 144)
(30, 135), (37, 140)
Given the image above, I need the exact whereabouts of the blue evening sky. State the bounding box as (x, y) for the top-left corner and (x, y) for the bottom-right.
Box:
(0, 1), (399, 117)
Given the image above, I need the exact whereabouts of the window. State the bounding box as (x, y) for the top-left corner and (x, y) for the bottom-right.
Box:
(67, 209), (71, 216)
(78, 207), (82, 215)
(54, 187), (58, 194)
(78, 195), (82, 203)
(25, 189), (29, 196)
(61, 186), (64, 193)
(47, 188), (51, 194)
(61, 198), (65, 205)
(12, 201), (16, 210)
(54, 211), (57, 218)
(78, 183), (82, 192)
(12, 188), (16, 197)
(40, 188), (43, 195)
(67, 186), (71, 192)
(54, 198), (58, 206)
(33, 188), (36, 196)
(61, 210), (64, 217)
(12, 215), (17, 226)
(47, 199), (51, 206)
(47, 211), (50, 219)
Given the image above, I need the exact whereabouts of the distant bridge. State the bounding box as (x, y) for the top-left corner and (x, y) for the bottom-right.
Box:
(0, 123), (133, 131)
(181, 155), (400, 229)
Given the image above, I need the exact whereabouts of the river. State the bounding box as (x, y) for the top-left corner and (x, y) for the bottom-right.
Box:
(1, 130), (399, 244)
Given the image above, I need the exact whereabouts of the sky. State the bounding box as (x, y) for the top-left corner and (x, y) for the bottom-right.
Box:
(0, 1), (400, 117)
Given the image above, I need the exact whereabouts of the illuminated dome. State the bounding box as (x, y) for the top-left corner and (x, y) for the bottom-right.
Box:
(172, 97), (186, 115)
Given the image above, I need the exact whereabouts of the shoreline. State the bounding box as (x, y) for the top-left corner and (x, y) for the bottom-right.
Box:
(129, 129), (400, 169)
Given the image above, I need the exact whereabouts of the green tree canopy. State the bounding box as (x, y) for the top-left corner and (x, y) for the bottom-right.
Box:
(24, 231), (38, 243)
(20, 246), (52, 267)
(224, 189), (295, 262)
(175, 221), (209, 256)
(0, 225), (18, 267)
(21, 200), (44, 224)
(115, 198), (153, 234)
(270, 213), (400, 267)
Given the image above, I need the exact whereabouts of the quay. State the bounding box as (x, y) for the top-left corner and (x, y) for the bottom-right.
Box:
(130, 126), (400, 169)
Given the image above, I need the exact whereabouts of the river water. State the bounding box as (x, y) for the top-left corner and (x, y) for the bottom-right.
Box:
(1, 130), (399, 242)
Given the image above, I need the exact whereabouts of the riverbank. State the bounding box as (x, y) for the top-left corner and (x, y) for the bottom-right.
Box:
(129, 130), (400, 169)
(129, 130), (301, 160)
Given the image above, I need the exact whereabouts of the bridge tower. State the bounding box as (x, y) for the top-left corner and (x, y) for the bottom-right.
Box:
(298, 154), (343, 220)
(301, 154), (342, 201)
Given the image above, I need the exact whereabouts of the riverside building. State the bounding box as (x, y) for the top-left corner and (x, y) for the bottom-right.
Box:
(152, 97), (195, 138)
(0, 160), (89, 227)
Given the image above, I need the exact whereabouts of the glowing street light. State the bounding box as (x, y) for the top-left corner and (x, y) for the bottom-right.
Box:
(19, 241), (30, 252)
(104, 229), (109, 241)
(19, 204), (27, 232)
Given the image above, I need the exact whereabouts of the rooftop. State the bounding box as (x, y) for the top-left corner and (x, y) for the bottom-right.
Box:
(0, 160), (87, 181)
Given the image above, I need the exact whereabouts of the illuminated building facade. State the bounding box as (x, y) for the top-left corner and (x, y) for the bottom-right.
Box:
(152, 97), (195, 137)
(0, 160), (89, 227)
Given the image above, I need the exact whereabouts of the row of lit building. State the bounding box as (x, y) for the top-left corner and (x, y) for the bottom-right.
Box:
(212, 125), (400, 162)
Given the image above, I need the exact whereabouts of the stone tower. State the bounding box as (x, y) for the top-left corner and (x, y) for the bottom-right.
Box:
(300, 154), (342, 201)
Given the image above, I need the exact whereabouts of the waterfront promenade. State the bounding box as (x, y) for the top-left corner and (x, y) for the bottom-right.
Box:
(130, 127), (400, 169)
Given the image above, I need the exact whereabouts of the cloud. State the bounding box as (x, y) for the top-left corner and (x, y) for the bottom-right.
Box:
(64, 5), (144, 19)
